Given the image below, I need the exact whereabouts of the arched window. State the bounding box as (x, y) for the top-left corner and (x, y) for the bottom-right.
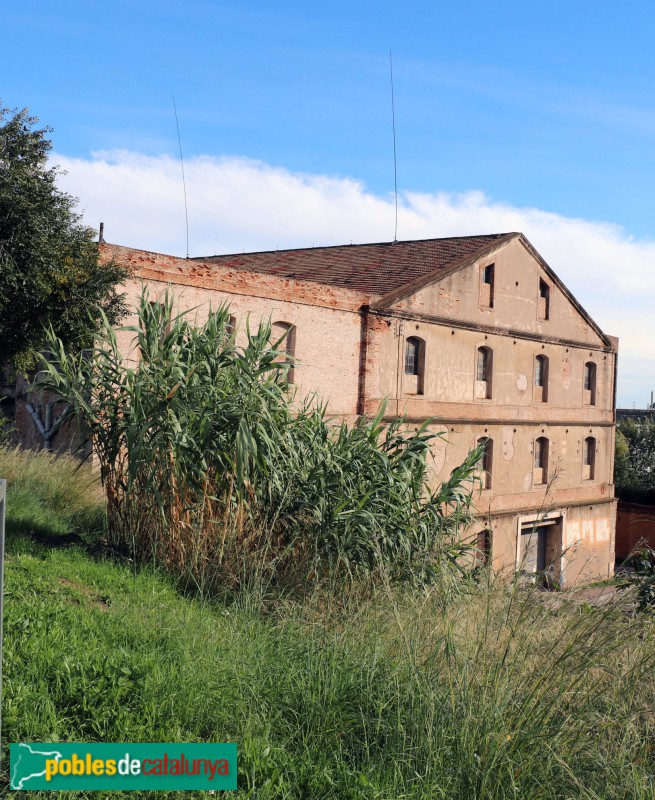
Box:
(404, 336), (425, 395)
(583, 362), (596, 406)
(478, 436), (493, 490)
(583, 436), (596, 480)
(404, 337), (420, 374)
(538, 279), (550, 320)
(535, 355), (549, 402)
(271, 321), (296, 385)
(534, 436), (549, 485)
(476, 346), (492, 399)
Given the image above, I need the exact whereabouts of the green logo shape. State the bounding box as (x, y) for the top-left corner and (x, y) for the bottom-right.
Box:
(10, 742), (237, 790)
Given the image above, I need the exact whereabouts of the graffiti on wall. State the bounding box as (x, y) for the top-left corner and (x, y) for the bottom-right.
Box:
(566, 518), (610, 548)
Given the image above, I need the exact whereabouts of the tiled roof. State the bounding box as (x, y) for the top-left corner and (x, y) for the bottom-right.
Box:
(192, 233), (517, 296)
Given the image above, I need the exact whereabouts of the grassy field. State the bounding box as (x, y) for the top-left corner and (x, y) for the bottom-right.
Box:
(1, 447), (655, 799)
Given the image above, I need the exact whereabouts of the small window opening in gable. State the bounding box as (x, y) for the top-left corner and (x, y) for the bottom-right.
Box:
(583, 436), (596, 481)
(538, 279), (550, 320)
(272, 321), (296, 385)
(475, 346), (492, 399)
(478, 436), (493, 490)
(404, 336), (425, 395)
(480, 264), (495, 309)
(583, 361), (597, 406)
(534, 436), (549, 485)
(534, 354), (549, 402)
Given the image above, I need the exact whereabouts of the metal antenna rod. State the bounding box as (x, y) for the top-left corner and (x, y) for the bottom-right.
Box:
(172, 94), (190, 259)
(389, 50), (399, 242)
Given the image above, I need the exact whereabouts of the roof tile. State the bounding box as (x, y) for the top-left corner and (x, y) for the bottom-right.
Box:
(192, 234), (515, 295)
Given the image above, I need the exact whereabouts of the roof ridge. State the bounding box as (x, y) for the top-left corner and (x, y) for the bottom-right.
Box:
(192, 232), (517, 261)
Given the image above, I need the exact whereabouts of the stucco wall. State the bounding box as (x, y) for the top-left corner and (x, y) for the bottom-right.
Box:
(369, 316), (614, 421)
(475, 500), (616, 587)
(420, 421), (613, 509)
(391, 237), (605, 347)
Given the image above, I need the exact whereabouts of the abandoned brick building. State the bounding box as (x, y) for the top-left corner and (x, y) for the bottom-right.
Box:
(9, 232), (618, 585)
(93, 232), (617, 586)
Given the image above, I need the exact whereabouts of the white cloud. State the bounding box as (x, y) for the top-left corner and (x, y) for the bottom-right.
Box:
(55, 150), (655, 408)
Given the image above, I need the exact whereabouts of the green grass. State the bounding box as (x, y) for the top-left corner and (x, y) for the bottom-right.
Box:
(0, 447), (104, 544)
(2, 448), (655, 798)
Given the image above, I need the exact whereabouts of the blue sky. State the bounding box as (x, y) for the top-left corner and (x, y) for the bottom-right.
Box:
(3, 1), (655, 406)
(6, 0), (655, 233)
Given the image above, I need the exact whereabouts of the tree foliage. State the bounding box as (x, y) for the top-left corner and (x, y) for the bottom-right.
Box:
(0, 104), (127, 370)
(615, 417), (655, 504)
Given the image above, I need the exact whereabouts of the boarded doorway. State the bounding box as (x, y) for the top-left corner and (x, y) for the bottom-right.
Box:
(519, 517), (563, 586)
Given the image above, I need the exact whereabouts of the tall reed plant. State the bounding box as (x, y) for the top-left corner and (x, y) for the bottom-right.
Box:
(39, 289), (482, 592)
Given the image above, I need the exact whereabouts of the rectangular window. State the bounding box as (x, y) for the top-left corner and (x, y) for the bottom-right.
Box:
(475, 347), (492, 399)
(583, 436), (596, 480)
(538, 279), (550, 320)
(480, 264), (494, 309)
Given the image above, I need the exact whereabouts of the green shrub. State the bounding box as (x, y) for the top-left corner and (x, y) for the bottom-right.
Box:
(39, 290), (483, 592)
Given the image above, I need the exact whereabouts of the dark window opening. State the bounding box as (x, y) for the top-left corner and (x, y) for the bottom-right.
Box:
(535, 355), (549, 402)
(480, 264), (494, 308)
(534, 437), (549, 484)
(583, 362), (597, 405)
(404, 336), (425, 395)
(476, 529), (492, 565)
(584, 436), (596, 480)
(476, 346), (492, 399)
(478, 436), (493, 490)
(538, 279), (550, 320)
(477, 347), (489, 381)
(519, 518), (563, 586)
